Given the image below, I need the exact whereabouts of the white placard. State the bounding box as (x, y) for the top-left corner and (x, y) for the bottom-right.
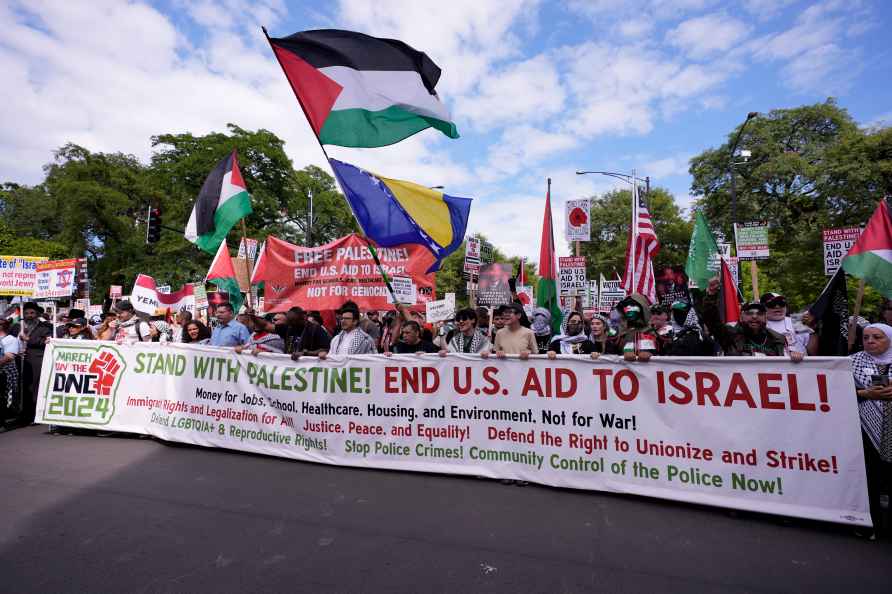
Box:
(565, 198), (591, 242)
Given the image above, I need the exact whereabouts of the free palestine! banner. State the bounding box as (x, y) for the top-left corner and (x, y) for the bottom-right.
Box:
(38, 340), (871, 527)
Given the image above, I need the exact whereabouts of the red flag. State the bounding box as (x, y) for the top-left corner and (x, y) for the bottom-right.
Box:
(719, 258), (740, 324)
(622, 192), (660, 303)
(536, 180), (562, 333)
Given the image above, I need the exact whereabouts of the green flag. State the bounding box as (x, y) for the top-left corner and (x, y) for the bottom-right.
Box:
(685, 211), (721, 289)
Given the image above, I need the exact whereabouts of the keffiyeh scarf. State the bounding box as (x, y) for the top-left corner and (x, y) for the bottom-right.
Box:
(851, 325), (892, 461)
(449, 330), (486, 354)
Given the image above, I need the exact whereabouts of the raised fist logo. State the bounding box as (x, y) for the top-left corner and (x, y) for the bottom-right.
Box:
(89, 350), (122, 396)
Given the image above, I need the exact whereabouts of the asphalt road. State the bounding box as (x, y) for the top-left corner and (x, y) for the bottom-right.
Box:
(2, 425), (890, 593)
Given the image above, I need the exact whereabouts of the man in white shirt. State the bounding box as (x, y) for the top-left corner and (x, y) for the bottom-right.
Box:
(320, 303), (375, 358)
(761, 292), (817, 355)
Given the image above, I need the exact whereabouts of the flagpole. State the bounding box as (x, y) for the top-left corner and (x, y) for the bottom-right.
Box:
(239, 218), (254, 311)
(847, 278), (866, 353)
(630, 169), (638, 295)
(262, 26), (399, 307)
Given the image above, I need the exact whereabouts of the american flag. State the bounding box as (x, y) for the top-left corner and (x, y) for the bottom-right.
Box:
(622, 190), (660, 303)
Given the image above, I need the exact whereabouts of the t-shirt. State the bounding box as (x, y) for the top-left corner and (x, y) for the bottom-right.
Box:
(115, 318), (151, 342)
(494, 326), (537, 355)
(0, 334), (20, 357)
(210, 320), (251, 347)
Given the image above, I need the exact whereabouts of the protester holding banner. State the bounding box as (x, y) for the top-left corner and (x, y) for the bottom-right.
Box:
(489, 304), (536, 359)
(111, 301), (152, 343)
(387, 320), (439, 355)
(703, 279), (799, 360)
(614, 294), (660, 361)
(261, 307), (330, 359)
(171, 310), (192, 343)
(320, 303), (375, 357)
(56, 308), (85, 338)
(19, 301), (53, 425)
(852, 323), (892, 535)
(530, 307), (553, 354)
(442, 308), (491, 354)
(209, 303), (249, 347)
(761, 292), (818, 356)
(588, 313), (619, 355)
(181, 320), (211, 345)
(661, 301), (715, 356)
(0, 319), (21, 429)
(235, 315), (286, 354)
(546, 312), (601, 358)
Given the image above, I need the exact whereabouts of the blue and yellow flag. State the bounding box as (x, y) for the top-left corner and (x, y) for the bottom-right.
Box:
(329, 159), (472, 272)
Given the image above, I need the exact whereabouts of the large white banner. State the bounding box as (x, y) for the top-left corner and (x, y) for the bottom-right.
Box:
(37, 340), (871, 527)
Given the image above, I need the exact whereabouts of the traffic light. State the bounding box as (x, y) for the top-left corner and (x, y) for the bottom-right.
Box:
(146, 206), (162, 244)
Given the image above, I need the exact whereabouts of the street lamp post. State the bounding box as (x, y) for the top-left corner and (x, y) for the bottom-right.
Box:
(728, 111), (759, 227)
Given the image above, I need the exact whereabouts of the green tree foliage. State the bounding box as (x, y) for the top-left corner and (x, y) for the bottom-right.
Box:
(0, 125), (357, 301)
(577, 187), (693, 281)
(689, 99), (892, 308)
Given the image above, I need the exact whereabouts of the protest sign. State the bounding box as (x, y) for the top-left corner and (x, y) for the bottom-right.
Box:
(88, 304), (103, 318)
(252, 234), (435, 312)
(192, 283), (208, 308)
(565, 199), (591, 242)
(516, 285), (534, 316)
(33, 259), (78, 299)
(559, 257), (587, 296)
(426, 293), (456, 323)
(130, 274), (195, 316)
(0, 255), (48, 296)
(598, 275), (624, 312)
(822, 227), (862, 276)
(463, 237), (481, 275)
(74, 298), (90, 312)
(734, 222), (770, 260)
(387, 276), (417, 306)
(583, 280), (598, 309)
(477, 263), (513, 306)
(109, 285), (123, 299)
(37, 342), (871, 527)
(238, 238), (259, 261)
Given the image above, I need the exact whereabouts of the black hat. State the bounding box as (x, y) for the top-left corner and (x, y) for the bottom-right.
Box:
(68, 308), (86, 319)
(741, 301), (767, 313)
(22, 301), (43, 313)
(760, 292), (786, 307)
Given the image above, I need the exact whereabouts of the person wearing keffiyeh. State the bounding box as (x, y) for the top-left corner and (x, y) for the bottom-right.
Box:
(530, 307), (553, 354)
(546, 312), (600, 359)
(441, 308), (491, 354)
(320, 304), (375, 358)
(851, 322), (892, 536)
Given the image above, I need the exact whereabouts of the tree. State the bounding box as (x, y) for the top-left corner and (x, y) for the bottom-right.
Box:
(577, 187), (692, 282)
(689, 99), (892, 307)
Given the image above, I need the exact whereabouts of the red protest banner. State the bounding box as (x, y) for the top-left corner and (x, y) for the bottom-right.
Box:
(252, 234), (436, 312)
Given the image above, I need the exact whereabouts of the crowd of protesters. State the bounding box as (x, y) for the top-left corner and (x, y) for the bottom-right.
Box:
(1, 281), (891, 537)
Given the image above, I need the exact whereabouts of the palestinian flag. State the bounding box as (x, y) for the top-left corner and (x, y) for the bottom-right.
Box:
(536, 181), (562, 334)
(265, 29), (459, 148)
(717, 258), (740, 324)
(842, 198), (892, 299)
(185, 150), (252, 254)
(206, 241), (244, 314)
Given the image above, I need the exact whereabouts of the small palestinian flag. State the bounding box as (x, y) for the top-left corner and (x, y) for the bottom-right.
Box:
(185, 150), (252, 254)
(265, 29), (459, 148)
(206, 241), (244, 314)
(842, 198), (892, 299)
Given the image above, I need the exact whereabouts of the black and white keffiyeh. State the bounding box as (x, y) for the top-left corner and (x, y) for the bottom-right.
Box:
(331, 328), (376, 355)
(851, 325), (892, 461)
(448, 330), (488, 353)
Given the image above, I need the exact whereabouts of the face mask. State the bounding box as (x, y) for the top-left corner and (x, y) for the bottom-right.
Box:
(672, 308), (689, 326)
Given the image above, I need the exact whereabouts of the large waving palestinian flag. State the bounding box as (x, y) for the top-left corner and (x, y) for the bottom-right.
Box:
(842, 198), (892, 299)
(185, 150), (252, 254)
(265, 29), (459, 148)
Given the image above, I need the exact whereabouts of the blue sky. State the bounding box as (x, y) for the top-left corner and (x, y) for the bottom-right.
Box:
(2, 0), (890, 262)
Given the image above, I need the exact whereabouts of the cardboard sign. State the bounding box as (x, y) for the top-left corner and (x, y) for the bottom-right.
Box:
(425, 293), (456, 323)
(565, 198), (591, 242)
(109, 285), (123, 298)
(734, 222), (770, 261)
(823, 227), (862, 276)
(559, 256), (587, 296)
(463, 237), (481, 275)
(33, 259), (78, 299)
(387, 276), (417, 305)
(598, 275), (624, 312)
(0, 255), (48, 296)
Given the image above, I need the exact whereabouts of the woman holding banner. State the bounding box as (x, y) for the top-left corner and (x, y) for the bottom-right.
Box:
(0, 319), (20, 430)
(852, 323), (892, 537)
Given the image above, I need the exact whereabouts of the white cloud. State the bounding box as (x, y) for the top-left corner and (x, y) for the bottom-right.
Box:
(741, 0), (798, 19)
(667, 13), (751, 59)
(476, 126), (578, 182)
(642, 153), (694, 179)
(457, 55), (566, 131)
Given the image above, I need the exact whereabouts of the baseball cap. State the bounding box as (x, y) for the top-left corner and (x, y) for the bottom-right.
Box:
(742, 301), (767, 313)
(760, 292), (787, 307)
